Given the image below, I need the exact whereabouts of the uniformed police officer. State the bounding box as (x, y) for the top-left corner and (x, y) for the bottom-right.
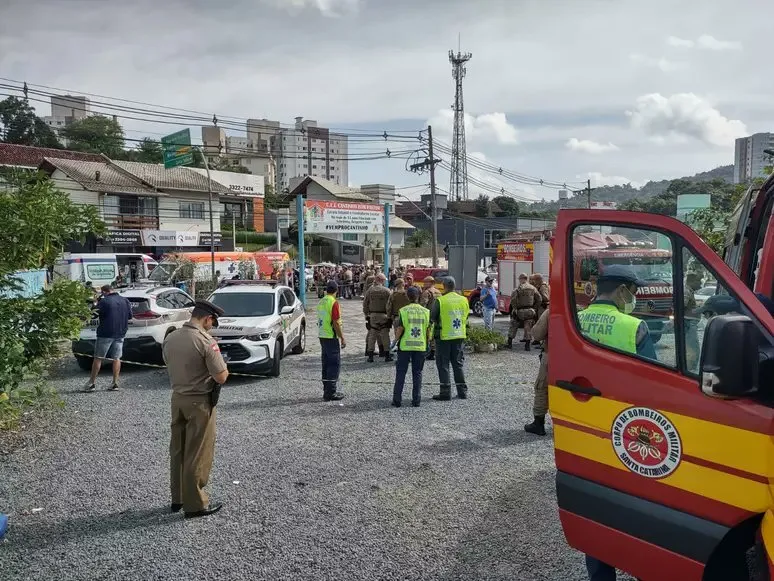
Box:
(420, 276), (441, 360)
(575, 266), (655, 580)
(363, 273), (392, 362)
(508, 273), (541, 351)
(392, 286), (432, 407)
(163, 300), (228, 519)
(430, 277), (470, 401)
(524, 306), (550, 436)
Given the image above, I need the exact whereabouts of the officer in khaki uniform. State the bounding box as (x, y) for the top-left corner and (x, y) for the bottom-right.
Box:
(420, 276), (441, 360)
(363, 273), (392, 362)
(507, 273), (541, 351)
(525, 306), (550, 436)
(386, 278), (410, 332)
(163, 300), (228, 519)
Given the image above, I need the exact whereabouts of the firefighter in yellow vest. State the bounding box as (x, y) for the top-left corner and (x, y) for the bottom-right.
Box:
(392, 286), (432, 407)
(576, 265), (656, 580)
(430, 277), (470, 401)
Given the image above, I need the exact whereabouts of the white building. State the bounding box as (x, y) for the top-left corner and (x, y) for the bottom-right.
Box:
(39, 157), (252, 252)
(42, 94), (91, 146)
(734, 132), (774, 183)
(201, 117), (349, 194)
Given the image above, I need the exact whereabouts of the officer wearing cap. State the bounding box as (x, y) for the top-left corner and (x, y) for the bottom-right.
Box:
(318, 279), (346, 401)
(420, 276), (441, 360)
(577, 266), (656, 581)
(578, 265), (657, 362)
(163, 299), (228, 519)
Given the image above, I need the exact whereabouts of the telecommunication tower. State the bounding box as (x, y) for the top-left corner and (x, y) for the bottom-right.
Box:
(448, 48), (472, 201)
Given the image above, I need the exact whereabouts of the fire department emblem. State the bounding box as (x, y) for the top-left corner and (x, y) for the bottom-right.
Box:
(611, 407), (682, 479)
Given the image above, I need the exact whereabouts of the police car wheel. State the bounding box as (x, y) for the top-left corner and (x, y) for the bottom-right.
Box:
(291, 323), (306, 354)
(270, 342), (282, 377)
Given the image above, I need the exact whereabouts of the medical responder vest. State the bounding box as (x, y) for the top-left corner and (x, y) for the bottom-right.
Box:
(317, 294), (336, 339)
(577, 302), (639, 354)
(398, 303), (430, 351)
(438, 292), (469, 340)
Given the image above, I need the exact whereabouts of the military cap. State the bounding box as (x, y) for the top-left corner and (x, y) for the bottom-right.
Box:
(194, 300), (225, 327)
(326, 279), (338, 293)
(423, 276), (435, 283)
(598, 265), (646, 287)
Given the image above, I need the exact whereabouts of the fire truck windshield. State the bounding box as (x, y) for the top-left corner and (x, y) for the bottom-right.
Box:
(600, 257), (672, 283)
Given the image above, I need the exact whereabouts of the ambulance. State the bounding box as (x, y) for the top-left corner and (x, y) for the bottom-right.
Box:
(547, 172), (774, 580)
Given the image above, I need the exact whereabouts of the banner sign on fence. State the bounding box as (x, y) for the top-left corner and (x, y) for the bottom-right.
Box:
(497, 241), (534, 262)
(303, 200), (383, 234)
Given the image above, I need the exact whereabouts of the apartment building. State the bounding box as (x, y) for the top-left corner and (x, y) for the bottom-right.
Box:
(201, 117), (349, 193)
(42, 94), (91, 145)
(734, 132), (774, 183)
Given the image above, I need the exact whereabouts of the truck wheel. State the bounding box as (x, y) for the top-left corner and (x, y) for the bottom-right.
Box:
(292, 323), (306, 354)
(471, 299), (483, 317)
(75, 355), (93, 372)
(270, 341), (282, 377)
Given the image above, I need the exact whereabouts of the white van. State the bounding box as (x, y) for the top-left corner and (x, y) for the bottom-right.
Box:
(54, 253), (158, 287)
(54, 254), (119, 287)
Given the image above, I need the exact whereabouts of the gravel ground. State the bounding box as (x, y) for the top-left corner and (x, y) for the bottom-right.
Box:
(0, 298), (607, 581)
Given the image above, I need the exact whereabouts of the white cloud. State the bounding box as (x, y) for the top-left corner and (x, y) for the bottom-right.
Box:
(626, 93), (747, 147)
(427, 109), (519, 145)
(666, 34), (742, 51)
(582, 172), (644, 188)
(696, 35), (743, 51)
(629, 53), (685, 72)
(565, 138), (619, 154)
(667, 36), (695, 48)
(260, 0), (360, 17)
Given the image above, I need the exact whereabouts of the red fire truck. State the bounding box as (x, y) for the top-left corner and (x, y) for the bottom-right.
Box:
(496, 230), (554, 314)
(547, 171), (774, 580)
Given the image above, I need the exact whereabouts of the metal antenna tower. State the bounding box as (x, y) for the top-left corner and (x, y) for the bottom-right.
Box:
(448, 47), (472, 201)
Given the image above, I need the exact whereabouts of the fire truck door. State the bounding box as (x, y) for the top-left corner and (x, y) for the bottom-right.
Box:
(548, 210), (774, 581)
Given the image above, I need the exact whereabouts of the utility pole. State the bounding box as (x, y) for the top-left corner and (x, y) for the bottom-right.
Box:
(409, 125), (442, 267)
(428, 126), (439, 268)
(587, 178), (592, 209)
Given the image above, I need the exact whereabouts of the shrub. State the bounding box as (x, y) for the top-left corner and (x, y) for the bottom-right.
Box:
(466, 325), (507, 349)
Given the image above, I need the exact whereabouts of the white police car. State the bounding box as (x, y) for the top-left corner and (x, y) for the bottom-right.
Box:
(207, 281), (306, 377)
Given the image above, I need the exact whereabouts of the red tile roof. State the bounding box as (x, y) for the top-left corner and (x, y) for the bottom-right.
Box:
(0, 143), (102, 169)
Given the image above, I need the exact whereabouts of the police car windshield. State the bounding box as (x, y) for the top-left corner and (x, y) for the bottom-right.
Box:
(210, 293), (275, 317)
(601, 257), (672, 282)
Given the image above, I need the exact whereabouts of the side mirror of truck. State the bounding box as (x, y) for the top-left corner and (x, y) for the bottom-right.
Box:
(700, 314), (758, 397)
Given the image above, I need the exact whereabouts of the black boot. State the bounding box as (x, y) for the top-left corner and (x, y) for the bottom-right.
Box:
(385, 354), (394, 362)
(432, 385), (452, 401)
(367, 353), (374, 363)
(524, 415), (546, 436)
(525, 340), (531, 352)
(507, 337), (513, 349)
(425, 350), (435, 361)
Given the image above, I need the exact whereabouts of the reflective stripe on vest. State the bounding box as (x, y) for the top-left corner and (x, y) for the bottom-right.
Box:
(577, 302), (639, 354)
(398, 303), (430, 351)
(438, 292), (469, 340)
(317, 294), (336, 339)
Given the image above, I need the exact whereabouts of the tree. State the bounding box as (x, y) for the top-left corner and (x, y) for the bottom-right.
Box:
(0, 173), (105, 426)
(0, 97), (61, 148)
(474, 194), (489, 218)
(132, 138), (163, 163)
(492, 195), (519, 217)
(405, 229), (432, 248)
(687, 207), (728, 254)
(263, 184), (285, 210)
(60, 115), (125, 157)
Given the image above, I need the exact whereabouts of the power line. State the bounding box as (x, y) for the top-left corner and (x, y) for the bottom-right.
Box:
(0, 78), (426, 136)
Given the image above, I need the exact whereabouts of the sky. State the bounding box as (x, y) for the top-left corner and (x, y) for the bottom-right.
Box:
(1, 0), (771, 203)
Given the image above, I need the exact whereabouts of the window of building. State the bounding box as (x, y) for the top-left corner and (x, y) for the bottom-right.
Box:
(312, 148), (317, 152)
(312, 165), (317, 169)
(179, 201), (205, 220)
(343, 233), (358, 241)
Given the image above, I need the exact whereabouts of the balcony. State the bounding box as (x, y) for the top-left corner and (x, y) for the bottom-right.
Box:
(104, 214), (159, 230)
